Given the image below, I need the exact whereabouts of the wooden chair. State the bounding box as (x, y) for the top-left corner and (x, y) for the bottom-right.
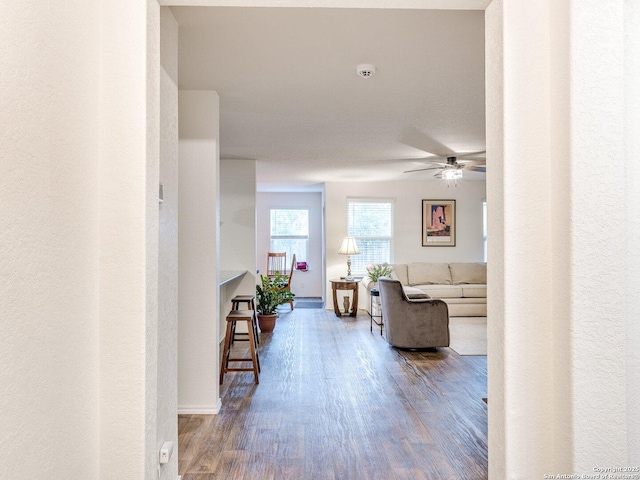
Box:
(281, 254), (296, 310)
(266, 252), (287, 278)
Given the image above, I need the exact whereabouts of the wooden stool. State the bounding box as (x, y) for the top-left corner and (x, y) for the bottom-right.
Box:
(220, 310), (260, 385)
(230, 294), (259, 346)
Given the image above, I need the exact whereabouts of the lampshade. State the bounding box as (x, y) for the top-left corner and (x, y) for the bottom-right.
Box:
(338, 237), (360, 255)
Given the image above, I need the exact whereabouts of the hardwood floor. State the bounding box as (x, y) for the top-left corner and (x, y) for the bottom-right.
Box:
(179, 308), (487, 480)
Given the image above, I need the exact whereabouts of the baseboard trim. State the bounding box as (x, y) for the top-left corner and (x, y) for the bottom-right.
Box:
(178, 398), (222, 415)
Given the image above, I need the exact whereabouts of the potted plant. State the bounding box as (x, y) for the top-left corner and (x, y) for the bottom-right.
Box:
(366, 262), (394, 287)
(255, 273), (295, 332)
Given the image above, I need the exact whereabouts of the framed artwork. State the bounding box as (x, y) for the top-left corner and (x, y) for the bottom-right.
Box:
(422, 199), (456, 247)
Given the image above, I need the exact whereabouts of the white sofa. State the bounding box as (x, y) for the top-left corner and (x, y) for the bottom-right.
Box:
(362, 262), (487, 317)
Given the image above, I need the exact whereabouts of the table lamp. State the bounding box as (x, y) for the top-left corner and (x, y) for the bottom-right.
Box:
(338, 237), (360, 280)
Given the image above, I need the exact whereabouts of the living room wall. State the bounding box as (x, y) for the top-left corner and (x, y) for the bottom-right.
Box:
(325, 179), (486, 307)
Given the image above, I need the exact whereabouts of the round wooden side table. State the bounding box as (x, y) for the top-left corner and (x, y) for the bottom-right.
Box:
(329, 279), (359, 317)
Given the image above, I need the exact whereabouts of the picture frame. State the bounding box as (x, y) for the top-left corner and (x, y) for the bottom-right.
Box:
(422, 199), (456, 247)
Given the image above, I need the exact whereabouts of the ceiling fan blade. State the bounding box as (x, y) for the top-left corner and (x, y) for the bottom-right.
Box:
(464, 165), (487, 173)
(456, 158), (487, 165)
(406, 156), (448, 163)
(403, 166), (444, 173)
(456, 150), (487, 158)
(433, 172), (443, 178)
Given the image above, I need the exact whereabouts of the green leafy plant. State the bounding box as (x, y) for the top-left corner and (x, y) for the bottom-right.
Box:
(366, 263), (394, 283)
(255, 273), (296, 315)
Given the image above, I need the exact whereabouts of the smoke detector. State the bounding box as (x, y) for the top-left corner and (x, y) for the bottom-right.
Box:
(356, 64), (376, 78)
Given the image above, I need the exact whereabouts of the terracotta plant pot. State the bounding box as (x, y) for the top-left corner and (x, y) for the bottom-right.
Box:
(257, 313), (277, 333)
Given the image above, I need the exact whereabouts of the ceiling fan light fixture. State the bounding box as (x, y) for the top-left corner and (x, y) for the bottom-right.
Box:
(442, 169), (462, 180)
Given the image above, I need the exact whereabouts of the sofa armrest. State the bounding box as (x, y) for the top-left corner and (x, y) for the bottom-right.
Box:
(361, 275), (377, 290)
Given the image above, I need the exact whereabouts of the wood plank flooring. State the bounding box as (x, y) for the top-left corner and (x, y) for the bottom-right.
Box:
(179, 308), (487, 480)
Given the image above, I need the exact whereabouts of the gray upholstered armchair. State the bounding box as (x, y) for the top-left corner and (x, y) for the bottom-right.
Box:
(378, 277), (450, 349)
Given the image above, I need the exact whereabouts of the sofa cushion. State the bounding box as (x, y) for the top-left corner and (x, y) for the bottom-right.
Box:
(443, 297), (487, 304)
(407, 293), (431, 299)
(390, 263), (409, 285)
(462, 285), (487, 298)
(440, 297), (487, 318)
(449, 263), (487, 285)
(414, 284), (463, 298)
(407, 263), (452, 286)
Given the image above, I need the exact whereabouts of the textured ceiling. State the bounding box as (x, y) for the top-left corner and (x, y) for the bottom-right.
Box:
(172, 7), (486, 189)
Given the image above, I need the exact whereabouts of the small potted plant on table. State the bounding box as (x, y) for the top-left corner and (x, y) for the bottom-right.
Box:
(366, 262), (394, 288)
(255, 273), (295, 333)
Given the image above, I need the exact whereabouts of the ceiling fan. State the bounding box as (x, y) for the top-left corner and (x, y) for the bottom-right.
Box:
(403, 151), (486, 181)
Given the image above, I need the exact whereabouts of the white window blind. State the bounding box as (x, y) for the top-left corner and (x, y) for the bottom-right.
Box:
(270, 209), (309, 262)
(347, 199), (394, 274)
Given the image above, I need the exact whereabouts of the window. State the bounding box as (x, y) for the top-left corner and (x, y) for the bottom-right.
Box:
(270, 208), (309, 262)
(347, 199), (394, 274)
(482, 199), (487, 262)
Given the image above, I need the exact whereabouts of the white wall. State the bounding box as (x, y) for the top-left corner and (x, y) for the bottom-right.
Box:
(625, 1), (640, 463)
(565, 2), (627, 471)
(220, 159), (258, 339)
(2, 2), (638, 479)
(100, 2), (162, 479)
(164, 0), (492, 8)
(2, 2), (165, 479)
(158, 7), (179, 479)
(487, 0), (632, 476)
(484, 2), (506, 477)
(0, 3), (101, 479)
(178, 90), (221, 414)
(486, 1), (556, 476)
(324, 180), (486, 306)
(221, 160), (258, 273)
(257, 192), (325, 298)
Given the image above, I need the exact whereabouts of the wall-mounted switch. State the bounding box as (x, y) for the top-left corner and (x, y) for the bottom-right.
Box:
(159, 441), (174, 464)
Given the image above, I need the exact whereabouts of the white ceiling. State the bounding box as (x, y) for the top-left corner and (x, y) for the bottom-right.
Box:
(172, 7), (486, 190)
